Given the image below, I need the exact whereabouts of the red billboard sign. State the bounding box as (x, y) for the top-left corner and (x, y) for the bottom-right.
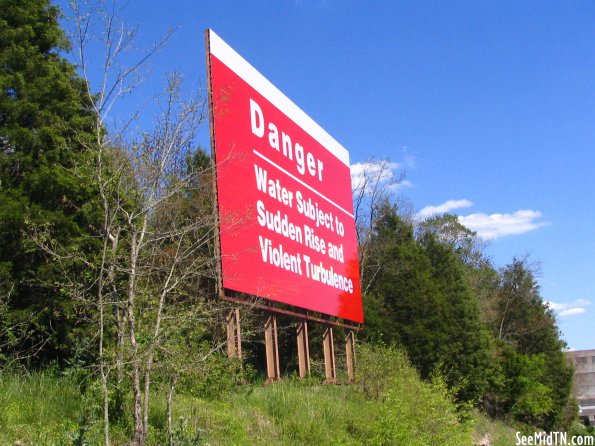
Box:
(206, 30), (363, 323)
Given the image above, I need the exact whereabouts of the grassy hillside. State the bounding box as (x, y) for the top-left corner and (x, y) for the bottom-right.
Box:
(1, 378), (471, 445)
(0, 345), (469, 445)
(0, 344), (568, 446)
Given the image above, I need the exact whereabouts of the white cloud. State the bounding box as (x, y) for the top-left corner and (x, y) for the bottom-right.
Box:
(560, 308), (586, 317)
(546, 301), (566, 311)
(459, 210), (548, 240)
(350, 161), (410, 192)
(350, 161), (400, 181)
(390, 179), (413, 191)
(546, 299), (591, 318)
(417, 199), (474, 219)
(417, 199), (548, 240)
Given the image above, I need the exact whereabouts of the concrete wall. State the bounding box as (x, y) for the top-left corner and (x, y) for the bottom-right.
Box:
(565, 349), (595, 425)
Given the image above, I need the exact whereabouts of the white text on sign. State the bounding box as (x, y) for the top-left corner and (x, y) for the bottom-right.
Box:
(250, 99), (325, 182)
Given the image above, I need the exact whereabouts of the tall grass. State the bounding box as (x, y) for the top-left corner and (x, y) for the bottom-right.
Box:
(0, 371), (84, 445)
(156, 344), (474, 445)
(472, 411), (519, 446)
(0, 344), (490, 445)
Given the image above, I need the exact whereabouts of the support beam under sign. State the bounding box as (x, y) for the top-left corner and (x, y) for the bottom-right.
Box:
(264, 313), (281, 383)
(345, 330), (356, 384)
(323, 325), (337, 384)
(226, 308), (242, 359)
(296, 320), (310, 378)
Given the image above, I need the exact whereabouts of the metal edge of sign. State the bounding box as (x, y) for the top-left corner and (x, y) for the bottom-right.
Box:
(206, 29), (364, 325)
(206, 29), (351, 168)
(205, 30), (226, 299)
(220, 293), (361, 331)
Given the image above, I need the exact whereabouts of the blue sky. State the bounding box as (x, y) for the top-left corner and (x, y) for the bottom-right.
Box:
(57, 0), (595, 350)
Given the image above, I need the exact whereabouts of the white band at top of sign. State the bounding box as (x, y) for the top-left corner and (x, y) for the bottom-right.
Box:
(208, 29), (351, 168)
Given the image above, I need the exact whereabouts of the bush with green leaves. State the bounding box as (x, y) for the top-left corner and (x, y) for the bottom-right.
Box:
(356, 343), (473, 446)
(174, 350), (255, 400)
(361, 206), (492, 404)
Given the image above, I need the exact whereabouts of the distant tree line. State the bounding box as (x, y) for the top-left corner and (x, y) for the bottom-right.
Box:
(354, 165), (574, 430)
(1, 1), (234, 444)
(0, 0), (574, 444)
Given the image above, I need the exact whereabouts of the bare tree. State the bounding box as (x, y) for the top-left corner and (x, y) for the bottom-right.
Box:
(22, 3), (265, 444)
(27, 2), (227, 444)
(351, 158), (405, 293)
(119, 75), (216, 443)
(64, 2), (175, 443)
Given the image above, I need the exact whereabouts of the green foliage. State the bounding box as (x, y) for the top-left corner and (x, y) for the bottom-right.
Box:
(482, 342), (574, 431)
(419, 231), (494, 402)
(362, 205), (492, 403)
(0, 0), (100, 366)
(0, 346), (480, 446)
(417, 213), (486, 268)
(358, 200), (575, 431)
(162, 417), (206, 446)
(371, 376), (472, 446)
(0, 7), (577, 443)
(356, 343), (473, 446)
(356, 343), (411, 401)
(481, 259), (575, 430)
(501, 346), (554, 424)
(177, 352), (254, 400)
(0, 370), (83, 444)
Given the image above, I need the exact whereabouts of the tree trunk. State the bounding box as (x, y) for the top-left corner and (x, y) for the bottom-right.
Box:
(127, 226), (145, 444)
(167, 374), (178, 446)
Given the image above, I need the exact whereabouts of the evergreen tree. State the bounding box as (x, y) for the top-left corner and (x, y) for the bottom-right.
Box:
(0, 0), (98, 365)
(417, 214), (500, 322)
(489, 259), (574, 430)
(363, 205), (492, 402)
(417, 213), (486, 268)
(418, 231), (493, 402)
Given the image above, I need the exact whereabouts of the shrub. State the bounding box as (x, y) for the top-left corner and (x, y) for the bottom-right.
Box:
(356, 343), (473, 446)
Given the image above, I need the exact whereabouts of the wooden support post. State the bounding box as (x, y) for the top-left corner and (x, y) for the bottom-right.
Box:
(323, 325), (337, 384)
(264, 313), (281, 383)
(296, 320), (310, 378)
(226, 308), (242, 359)
(345, 330), (356, 384)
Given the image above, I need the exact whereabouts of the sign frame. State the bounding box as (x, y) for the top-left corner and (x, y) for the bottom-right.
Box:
(205, 29), (363, 327)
